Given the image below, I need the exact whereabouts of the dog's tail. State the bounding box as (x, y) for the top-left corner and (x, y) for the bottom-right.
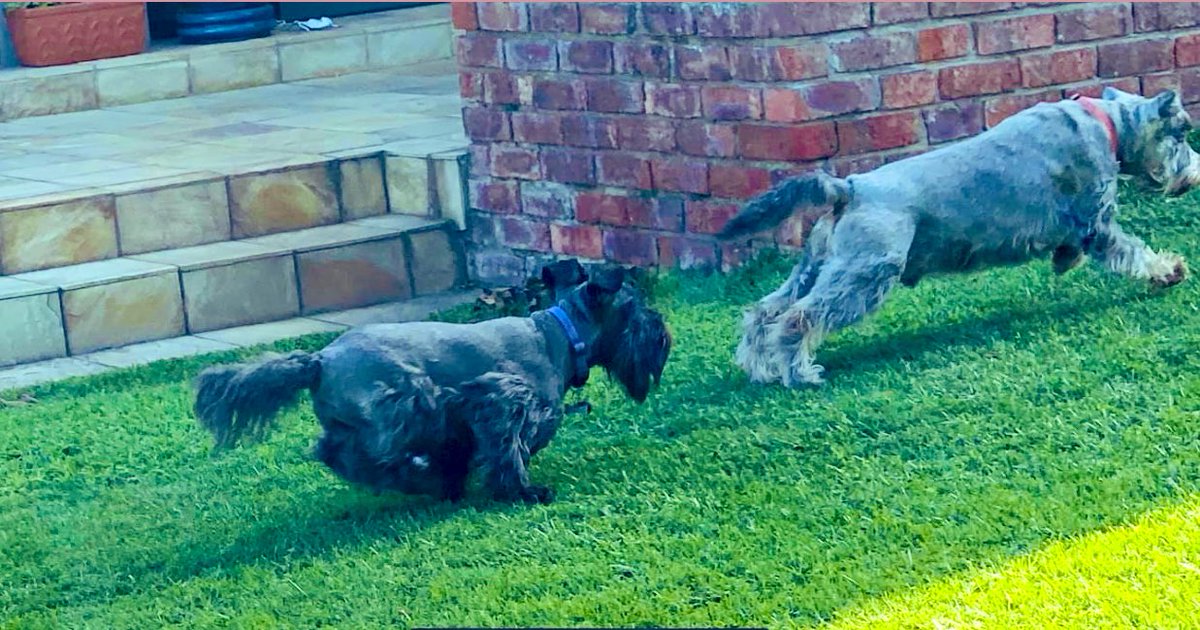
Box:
(716, 171), (851, 240)
(193, 350), (321, 448)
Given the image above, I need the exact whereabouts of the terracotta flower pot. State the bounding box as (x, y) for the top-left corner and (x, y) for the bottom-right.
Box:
(5, 2), (147, 67)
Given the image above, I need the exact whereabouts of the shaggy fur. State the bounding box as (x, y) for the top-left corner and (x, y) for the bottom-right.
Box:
(720, 88), (1200, 387)
(193, 264), (671, 504)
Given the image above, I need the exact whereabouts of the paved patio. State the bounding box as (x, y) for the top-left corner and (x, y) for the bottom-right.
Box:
(0, 59), (466, 202)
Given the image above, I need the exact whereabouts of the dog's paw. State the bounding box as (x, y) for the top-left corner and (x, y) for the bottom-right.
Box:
(519, 485), (555, 504)
(1151, 254), (1189, 288)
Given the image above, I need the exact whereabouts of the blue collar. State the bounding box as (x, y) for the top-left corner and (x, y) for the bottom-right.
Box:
(546, 305), (589, 388)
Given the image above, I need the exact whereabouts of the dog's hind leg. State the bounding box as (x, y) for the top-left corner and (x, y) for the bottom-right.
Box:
(769, 211), (915, 387)
(735, 213), (836, 383)
(452, 372), (561, 504)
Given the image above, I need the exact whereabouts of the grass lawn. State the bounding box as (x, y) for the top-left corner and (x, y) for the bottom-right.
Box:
(5, 184), (1200, 628)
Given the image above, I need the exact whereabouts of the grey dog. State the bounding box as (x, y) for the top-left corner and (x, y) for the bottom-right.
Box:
(193, 264), (671, 504)
(719, 87), (1200, 387)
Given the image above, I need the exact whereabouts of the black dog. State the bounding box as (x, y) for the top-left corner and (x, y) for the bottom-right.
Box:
(193, 265), (671, 504)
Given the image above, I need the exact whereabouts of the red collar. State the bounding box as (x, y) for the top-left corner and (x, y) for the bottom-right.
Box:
(1069, 94), (1118, 156)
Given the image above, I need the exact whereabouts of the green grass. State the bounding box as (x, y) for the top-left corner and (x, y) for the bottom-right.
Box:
(6, 185), (1200, 628)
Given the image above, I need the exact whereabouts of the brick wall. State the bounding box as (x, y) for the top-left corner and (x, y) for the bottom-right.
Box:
(454, 2), (1200, 285)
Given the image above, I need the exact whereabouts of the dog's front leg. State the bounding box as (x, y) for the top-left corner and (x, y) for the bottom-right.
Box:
(1088, 221), (1188, 288)
(459, 372), (556, 504)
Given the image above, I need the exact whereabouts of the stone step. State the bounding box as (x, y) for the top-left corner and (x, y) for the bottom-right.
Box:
(0, 215), (465, 366)
(0, 4), (451, 121)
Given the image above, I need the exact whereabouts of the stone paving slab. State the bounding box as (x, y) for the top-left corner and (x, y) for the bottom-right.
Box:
(0, 291), (476, 393)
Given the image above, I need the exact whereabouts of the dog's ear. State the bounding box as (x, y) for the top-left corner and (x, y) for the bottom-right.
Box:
(583, 267), (624, 305)
(1152, 89), (1184, 119)
(541, 259), (588, 290)
(1101, 86), (1127, 101)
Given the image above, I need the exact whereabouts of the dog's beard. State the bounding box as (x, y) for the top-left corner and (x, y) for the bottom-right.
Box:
(600, 309), (671, 403)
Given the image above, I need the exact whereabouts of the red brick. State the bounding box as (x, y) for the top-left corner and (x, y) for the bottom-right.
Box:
(551, 223), (603, 259)
(1067, 77), (1143, 99)
(832, 153), (887, 177)
(651, 157), (709, 195)
(693, 2), (769, 38)
(938, 59), (1021, 99)
(701, 86), (763, 121)
(658, 235), (719, 270)
(541, 147), (594, 185)
(983, 89), (1063, 128)
(451, 2), (477, 30)
(597, 153), (653, 189)
(577, 192), (680, 230)
(918, 24), (970, 62)
(709, 164), (772, 200)
(560, 40), (614, 74)
(468, 145), (490, 178)
(872, 2), (929, 25)
(1133, 3), (1200, 32)
(532, 78), (586, 110)
(470, 179), (521, 214)
(505, 39), (557, 71)
(836, 111), (921, 155)
(642, 3), (694, 35)
(603, 230), (657, 267)
(1143, 73), (1182, 99)
(930, 3), (1012, 18)
(737, 123), (838, 161)
(1019, 47), (1097, 88)
(803, 78), (881, 118)
(923, 100), (983, 144)
(728, 46), (773, 82)
(476, 2), (527, 31)
(463, 106), (510, 142)
(759, 3), (869, 36)
(456, 33), (503, 68)
(560, 113), (619, 149)
(581, 3), (634, 34)
(881, 70), (937, 109)
(676, 121), (737, 158)
(775, 213), (815, 249)
(1180, 68), (1200, 104)
(1178, 34), (1200, 68)
(459, 71), (483, 100)
(1056, 5), (1127, 43)
(770, 44), (829, 80)
(529, 3), (578, 33)
(614, 41), (670, 78)
(685, 199), (741, 235)
(616, 117), (676, 152)
(498, 216), (551, 252)
(482, 72), (518, 105)
(832, 33), (917, 72)
(976, 14), (1055, 55)
(1097, 39), (1173, 78)
(490, 145), (540, 180)
(470, 250), (526, 286)
(520, 181), (574, 219)
(720, 241), (753, 271)
(763, 88), (812, 123)
(510, 111), (561, 145)
(585, 78), (644, 114)
(675, 44), (732, 81)
(645, 83), (703, 118)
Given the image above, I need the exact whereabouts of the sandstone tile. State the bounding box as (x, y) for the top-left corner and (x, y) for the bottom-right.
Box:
(0, 195), (117, 274)
(190, 46), (281, 94)
(0, 71), (97, 119)
(431, 152), (467, 229)
(0, 279), (66, 367)
(338, 156), (387, 219)
(228, 163), (340, 238)
(244, 220), (396, 253)
(385, 155), (431, 216)
(180, 254), (299, 333)
(4, 158), (141, 183)
(0, 357), (108, 392)
(367, 22), (452, 67)
(405, 227), (463, 296)
(61, 270), (185, 355)
(96, 60), (190, 107)
(278, 33), (368, 82)
(116, 178), (231, 255)
(83, 335), (237, 368)
(297, 238), (411, 314)
(194, 317), (346, 347)
(308, 290), (475, 328)
(15, 257), (175, 291)
(131, 240), (288, 271)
